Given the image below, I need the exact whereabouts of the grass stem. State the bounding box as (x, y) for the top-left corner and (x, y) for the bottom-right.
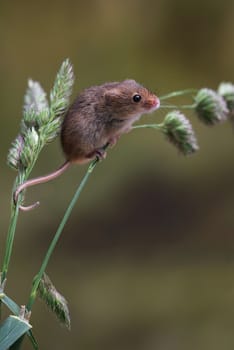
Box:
(159, 89), (198, 100)
(1, 205), (20, 284)
(26, 158), (99, 311)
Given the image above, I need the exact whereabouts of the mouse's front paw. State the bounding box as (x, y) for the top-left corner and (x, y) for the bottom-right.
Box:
(95, 148), (107, 161)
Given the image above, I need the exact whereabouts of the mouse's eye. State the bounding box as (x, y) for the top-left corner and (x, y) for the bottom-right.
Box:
(133, 94), (141, 103)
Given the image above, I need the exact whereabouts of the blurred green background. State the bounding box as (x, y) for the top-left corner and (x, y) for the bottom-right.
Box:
(1, 0), (234, 349)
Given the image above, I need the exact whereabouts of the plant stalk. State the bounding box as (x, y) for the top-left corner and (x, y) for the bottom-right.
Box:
(132, 123), (163, 130)
(159, 88), (198, 100)
(1, 205), (20, 284)
(26, 159), (99, 311)
(1, 146), (42, 287)
(160, 104), (196, 110)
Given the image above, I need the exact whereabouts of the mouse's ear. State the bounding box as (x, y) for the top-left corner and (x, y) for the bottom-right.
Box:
(104, 88), (120, 102)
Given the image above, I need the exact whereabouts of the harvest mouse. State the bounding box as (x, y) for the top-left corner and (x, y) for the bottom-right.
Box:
(14, 79), (160, 210)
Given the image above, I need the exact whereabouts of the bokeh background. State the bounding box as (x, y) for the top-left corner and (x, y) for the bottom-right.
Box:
(1, 0), (234, 349)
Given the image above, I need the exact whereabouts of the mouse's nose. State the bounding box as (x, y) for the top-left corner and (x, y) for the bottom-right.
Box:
(147, 96), (160, 110)
(152, 96), (160, 108)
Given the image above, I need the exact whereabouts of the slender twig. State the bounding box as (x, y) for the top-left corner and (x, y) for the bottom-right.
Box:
(1, 170), (26, 284)
(159, 89), (198, 100)
(160, 104), (196, 110)
(1, 205), (20, 283)
(132, 123), (163, 130)
(26, 158), (99, 311)
(1, 147), (42, 285)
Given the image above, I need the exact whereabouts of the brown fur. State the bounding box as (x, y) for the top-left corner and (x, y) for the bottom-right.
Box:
(61, 79), (159, 162)
(14, 79), (160, 210)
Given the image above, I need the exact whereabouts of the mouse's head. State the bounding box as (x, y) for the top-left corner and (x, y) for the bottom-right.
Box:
(104, 79), (160, 119)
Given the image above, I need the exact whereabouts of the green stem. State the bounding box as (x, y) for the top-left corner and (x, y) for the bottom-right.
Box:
(1, 205), (20, 283)
(159, 89), (198, 100)
(132, 123), (163, 130)
(26, 158), (99, 311)
(1, 146), (42, 287)
(0, 152), (42, 323)
(160, 104), (196, 110)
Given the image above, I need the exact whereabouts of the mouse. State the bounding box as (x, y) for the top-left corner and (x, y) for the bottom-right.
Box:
(14, 79), (160, 211)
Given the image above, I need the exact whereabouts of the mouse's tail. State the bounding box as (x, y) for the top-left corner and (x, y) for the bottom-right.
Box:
(14, 161), (71, 211)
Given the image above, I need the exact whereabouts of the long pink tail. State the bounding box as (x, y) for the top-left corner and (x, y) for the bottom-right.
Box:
(14, 161), (71, 211)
